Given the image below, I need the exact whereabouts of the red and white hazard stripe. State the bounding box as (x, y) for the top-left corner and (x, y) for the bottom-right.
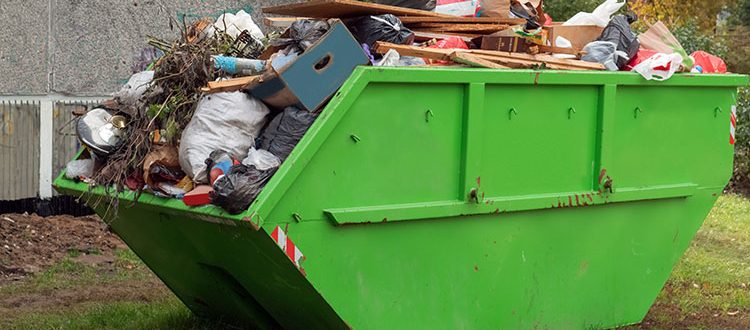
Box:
(271, 226), (305, 270)
(731, 105), (737, 145)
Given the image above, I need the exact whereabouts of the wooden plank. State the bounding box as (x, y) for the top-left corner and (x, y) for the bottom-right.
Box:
(201, 76), (259, 94)
(470, 54), (584, 70)
(450, 52), (510, 69)
(263, 0), (450, 18)
(398, 16), (525, 25)
(536, 44), (583, 56)
(466, 49), (604, 70)
(412, 30), (482, 41)
(263, 16), (310, 28)
(373, 42), (603, 71)
(374, 42), (452, 62)
(408, 23), (509, 32)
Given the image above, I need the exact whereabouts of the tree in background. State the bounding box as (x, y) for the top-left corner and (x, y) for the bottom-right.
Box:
(545, 0), (750, 192)
(543, 0), (605, 21)
(628, 0), (734, 31)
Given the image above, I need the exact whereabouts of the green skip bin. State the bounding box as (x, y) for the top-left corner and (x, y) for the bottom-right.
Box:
(55, 67), (749, 329)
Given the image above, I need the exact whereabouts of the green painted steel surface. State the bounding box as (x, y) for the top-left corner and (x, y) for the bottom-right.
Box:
(55, 68), (748, 329)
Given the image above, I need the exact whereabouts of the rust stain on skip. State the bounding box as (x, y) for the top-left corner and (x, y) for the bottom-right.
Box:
(598, 168), (607, 185)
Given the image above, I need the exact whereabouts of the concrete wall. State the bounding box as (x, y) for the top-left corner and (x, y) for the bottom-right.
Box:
(0, 0), (293, 200)
(0, 0), (293, 96)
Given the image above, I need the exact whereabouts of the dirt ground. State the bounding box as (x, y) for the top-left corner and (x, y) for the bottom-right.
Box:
(0, 212), (747, 329)
(0, 213), (171, 327)
(0, 213), (124, 283)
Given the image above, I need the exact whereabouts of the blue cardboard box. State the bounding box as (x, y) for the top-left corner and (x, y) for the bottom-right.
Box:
(250, 20), (370, 111)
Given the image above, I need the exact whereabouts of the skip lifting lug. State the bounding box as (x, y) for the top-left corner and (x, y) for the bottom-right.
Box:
(508, 108), (518, 120)
(469, 188), (480, 204)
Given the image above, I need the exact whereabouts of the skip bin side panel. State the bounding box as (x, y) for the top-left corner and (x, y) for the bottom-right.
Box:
(480, 84), (600, 197)
(255, 69), (743, 328)
(86, 204), (348, 329)
(276, 190), (719, 329)
(265, 82), (467, 223)
(611, 86), (737, 190)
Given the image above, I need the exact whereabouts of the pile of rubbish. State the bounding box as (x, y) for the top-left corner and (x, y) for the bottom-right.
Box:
(66, 0), (729, 215)
(263, 0), (727, 77)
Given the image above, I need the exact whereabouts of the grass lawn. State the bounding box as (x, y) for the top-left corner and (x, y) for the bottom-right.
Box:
(1, 195), (749, 329)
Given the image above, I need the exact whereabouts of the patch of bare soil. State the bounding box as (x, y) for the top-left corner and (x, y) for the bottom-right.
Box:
(629, 284), (750, 329)
(0, 275), (168, 314)
(0, 213), (125, 283)
(637, 303), (750, 329)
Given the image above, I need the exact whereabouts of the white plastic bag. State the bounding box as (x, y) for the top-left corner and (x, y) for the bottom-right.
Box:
(113, 71), (154, 106)
(214, 10), (264, 40)
(242, 147), (281, 171)
(563, 0), (626, 27)
(633, 53), (684, 81)
(179, 92), (270, 183)
(552, 36), (577, 59)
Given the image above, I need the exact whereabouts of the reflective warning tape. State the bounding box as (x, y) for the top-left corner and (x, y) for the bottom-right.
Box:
(271, 226), (305, 270)
(731, 105), (737, 145)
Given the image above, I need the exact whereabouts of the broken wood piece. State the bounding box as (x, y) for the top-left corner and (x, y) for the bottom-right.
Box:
(263, 0), (450, 18)
(374, 42), (452, 62)
(398, 16), (525, 25)
(373, 42), (604, 71)
(466, 49), (604, 70)
(409, 23), (509, 33)
(412, 30), (482, 42)
(263, 16), (311, 28)
(450, 52), (510, 69)
(201, 76), (259, 94)
(536, 44), (583, 56)
(469, 54), (581, 70)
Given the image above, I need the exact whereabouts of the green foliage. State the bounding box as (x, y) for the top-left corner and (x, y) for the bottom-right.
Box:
(671, 20), (729, 58)
(728, 0), (750, 26)
(731, 88), (750, 192)
(543, 0), (609, 21)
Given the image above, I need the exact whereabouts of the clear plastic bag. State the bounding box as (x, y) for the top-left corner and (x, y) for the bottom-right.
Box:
(581, 41), (623, 71)
(65, 159), (94, 179)
(242, 147), (281, 171)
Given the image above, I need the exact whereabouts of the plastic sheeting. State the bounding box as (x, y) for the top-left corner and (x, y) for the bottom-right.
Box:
(258, 106), (317, 161)
(348, 15), (415, 50)
(179, 92), (269, 183)
(270, 20), (331, 54)
(211, 164), (275, 214)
